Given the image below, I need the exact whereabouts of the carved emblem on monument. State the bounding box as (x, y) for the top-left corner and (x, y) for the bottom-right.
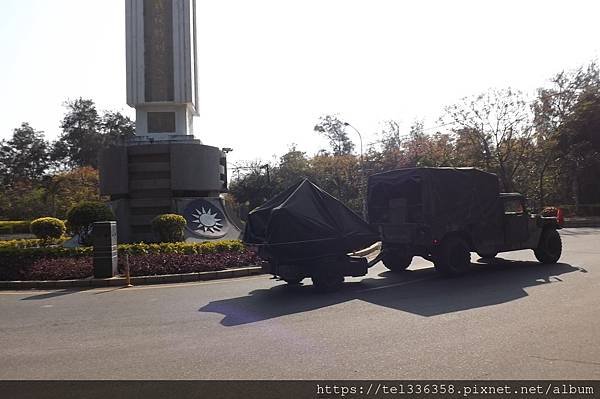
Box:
(184, 199), (229, 238)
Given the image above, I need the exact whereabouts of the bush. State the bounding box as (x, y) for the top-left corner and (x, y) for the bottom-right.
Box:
(66, 202), (115, 245)
(0, 240), (257, 281)
(0, 221), (32, 235)
(151, 214), (186, 243)
(30, 217), (66, 239)
(0, 238), (67, 249)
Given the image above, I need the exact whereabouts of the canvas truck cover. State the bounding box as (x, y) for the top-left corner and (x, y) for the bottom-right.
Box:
(367, 168), (501, 238)
(243, 179), (379, 262)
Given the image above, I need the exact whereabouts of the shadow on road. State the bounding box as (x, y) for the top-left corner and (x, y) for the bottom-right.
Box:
(20, 288), (91, 301)
(199, 259), (585, 326)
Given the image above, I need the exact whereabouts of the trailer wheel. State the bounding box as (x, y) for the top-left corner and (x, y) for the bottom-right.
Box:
(435, 236), (471, 276)
(382, 250), (412, 272)
(534, 229), (562, 264)
(311, 273), (344, 293)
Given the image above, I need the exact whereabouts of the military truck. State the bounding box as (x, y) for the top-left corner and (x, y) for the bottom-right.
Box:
(367, 167), (563, 276)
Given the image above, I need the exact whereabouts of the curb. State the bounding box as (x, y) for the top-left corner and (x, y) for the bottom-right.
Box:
(0, 266), (264, 291)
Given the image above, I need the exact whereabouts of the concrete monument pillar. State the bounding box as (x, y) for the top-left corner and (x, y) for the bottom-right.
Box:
(126, 0), (199, 139)
(98, 0), (241, 243)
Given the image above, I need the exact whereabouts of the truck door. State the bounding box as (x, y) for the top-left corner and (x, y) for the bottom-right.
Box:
(503, 197), (529, 249)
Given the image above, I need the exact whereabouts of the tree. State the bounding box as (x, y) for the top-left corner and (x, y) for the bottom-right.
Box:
(275, 144), (312, 188)
(54, 98), (103, 169)
(533, 62), (600, 206)
(53, 99), (135, 169)
(100, 110), (136, 144)
(556, 88), (600, 205)
(376, 120), (403, 170)
(310, 154), (362, 213)
(44, 167), (102, 219)
(0, 180), (48, 220)
(228, 161), (274, 211)
(443, 88), (534, 192)
(0, 123), (50, 185)
(314, 115), (355, 156)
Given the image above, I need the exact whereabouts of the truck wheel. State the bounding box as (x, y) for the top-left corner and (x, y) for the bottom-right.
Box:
(534, 229), (562, 264)
(283, 278), (303, 285)
(311, 273), (344, 293)
(477, 252), (498, 260)
(382, 250), (413, 272)
(435, 236), (471, 276)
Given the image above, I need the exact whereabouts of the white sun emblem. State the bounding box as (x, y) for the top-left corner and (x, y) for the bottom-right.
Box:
(192, 207), (223, 233)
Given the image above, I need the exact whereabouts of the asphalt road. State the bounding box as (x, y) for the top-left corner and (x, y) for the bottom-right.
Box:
(1, 228), (599, 380)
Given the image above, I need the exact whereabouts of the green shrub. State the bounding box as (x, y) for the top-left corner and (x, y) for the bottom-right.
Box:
(30, 217), (66, 239)
(0, 221), (32, 235)
(0, 240), (249, 281)
(0, 238), (67, 249)
(151, 214), (187, 243)
(117, 240), (245, 255)
(66, 202), (115, 245)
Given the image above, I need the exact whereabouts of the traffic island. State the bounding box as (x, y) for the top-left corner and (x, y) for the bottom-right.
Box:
(0, 266), (263, 290)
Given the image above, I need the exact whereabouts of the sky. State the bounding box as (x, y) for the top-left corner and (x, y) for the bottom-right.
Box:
(1, 0), (599, 167)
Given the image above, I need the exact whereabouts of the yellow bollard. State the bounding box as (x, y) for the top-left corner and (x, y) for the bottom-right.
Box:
(125, 252), (133, 288)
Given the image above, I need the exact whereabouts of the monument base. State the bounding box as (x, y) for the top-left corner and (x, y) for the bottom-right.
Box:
(108, 197), (241, 243)
(99, 139), (234, 243)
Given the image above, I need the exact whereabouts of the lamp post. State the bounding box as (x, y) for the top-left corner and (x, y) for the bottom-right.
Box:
(343, 122), (367, 220)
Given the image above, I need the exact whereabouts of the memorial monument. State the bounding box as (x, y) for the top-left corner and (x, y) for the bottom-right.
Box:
(98, 0), (240, 243)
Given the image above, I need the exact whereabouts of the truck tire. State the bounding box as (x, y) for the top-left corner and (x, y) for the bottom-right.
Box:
(477, 252), (498, 260)
(435, 236), (471, 276)
(534, 229), (562, 264)
(311, 273), (344, 293)
(382, 250), (413, 272)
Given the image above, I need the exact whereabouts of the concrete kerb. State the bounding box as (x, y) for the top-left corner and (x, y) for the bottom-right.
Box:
(0, 266), (264, 291)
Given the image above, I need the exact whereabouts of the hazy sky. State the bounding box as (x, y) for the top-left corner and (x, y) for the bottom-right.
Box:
(1, 0), (599, 166)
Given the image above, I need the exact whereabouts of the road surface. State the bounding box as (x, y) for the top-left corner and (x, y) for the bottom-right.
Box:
(0, 228), (599, 379)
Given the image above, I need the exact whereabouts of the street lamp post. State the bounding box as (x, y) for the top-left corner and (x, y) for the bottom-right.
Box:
(343, 122), (367, 220)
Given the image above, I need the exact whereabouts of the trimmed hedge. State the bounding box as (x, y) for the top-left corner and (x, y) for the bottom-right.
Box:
(151, 214), (186, 243)
(0, 238), (67, 249)
(0, 221), (32, 235)
(118, 241), (245, 255)
(30, 217), (66, 239)
(0, 240), (257, 281)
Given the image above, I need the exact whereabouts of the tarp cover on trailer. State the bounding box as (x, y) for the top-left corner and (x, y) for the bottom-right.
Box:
(244, 179), (379, 262)
(367, 167), (501, 236)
